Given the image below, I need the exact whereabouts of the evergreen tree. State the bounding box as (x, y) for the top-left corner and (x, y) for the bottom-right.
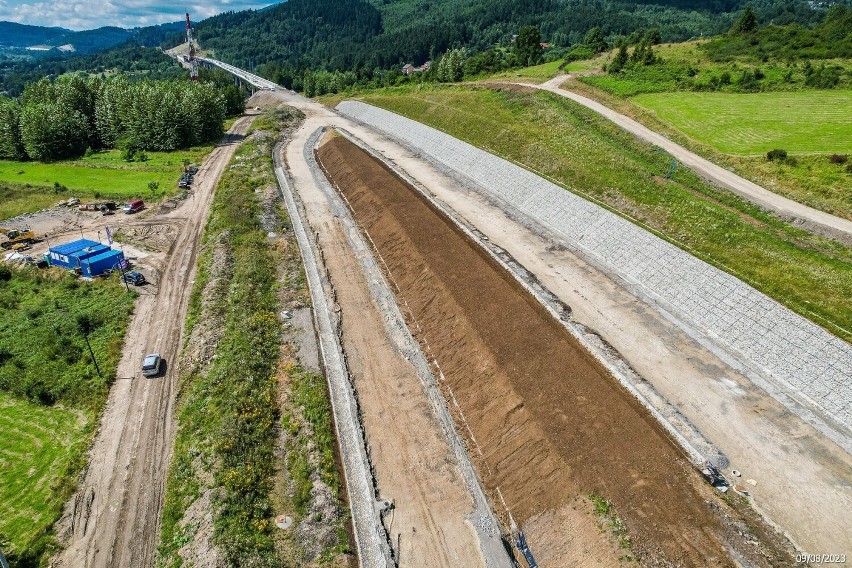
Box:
(730, 7), (758, 35)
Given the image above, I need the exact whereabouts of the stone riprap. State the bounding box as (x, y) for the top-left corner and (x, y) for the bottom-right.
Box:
(337, 101), (852, 439)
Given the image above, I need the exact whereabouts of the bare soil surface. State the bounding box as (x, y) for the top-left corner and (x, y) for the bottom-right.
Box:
(284, 121), (490, 567)
(51, 114), (255, 568)
(316, 135), (799, 567)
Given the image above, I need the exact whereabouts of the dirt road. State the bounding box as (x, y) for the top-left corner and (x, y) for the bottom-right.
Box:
(53, 115), (254, 568)
(526, 76), (852, 241)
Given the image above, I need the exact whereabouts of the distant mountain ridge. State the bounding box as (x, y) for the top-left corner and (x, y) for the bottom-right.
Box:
(0, 22), (72, 47)
(0, 20), (184, 54)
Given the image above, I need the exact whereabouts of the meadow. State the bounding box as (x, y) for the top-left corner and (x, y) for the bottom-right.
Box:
(355, 85), (852, 341)
(0, 145), (215, 220)
(485, 59), (564, 84)
(0, 392), (84, 555)
(632, 90), (852, 155)
(0, 267), (135, 562)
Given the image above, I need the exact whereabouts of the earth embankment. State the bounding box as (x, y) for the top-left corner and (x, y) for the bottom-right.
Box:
(316, 134), (797, 567)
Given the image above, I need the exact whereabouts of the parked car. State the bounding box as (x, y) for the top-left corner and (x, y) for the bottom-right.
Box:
(142, 353), (163, 377)
(123, 199), (145, 214)
(121, 271), (146, 285)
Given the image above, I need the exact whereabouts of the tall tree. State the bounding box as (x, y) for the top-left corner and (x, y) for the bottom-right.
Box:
(0, 98), (26, 160)
(730, 7), (758, 35)
(513, 25), (544, 67)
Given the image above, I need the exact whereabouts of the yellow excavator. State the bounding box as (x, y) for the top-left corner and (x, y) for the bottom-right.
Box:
(0, 227), (37, 250)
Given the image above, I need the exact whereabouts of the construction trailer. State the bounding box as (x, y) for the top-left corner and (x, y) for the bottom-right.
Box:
(47, 239), (126, 277)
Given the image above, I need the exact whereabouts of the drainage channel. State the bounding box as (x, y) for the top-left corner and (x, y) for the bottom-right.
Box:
(273, 138), (393, 567)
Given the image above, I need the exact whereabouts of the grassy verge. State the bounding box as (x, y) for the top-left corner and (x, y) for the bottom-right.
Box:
(632, 90), (852, 155)
(0, 182), (70, 221)
(158, 107), (349, 567)
(353, 85), (852, 341)
(554, 77), (852, 220)
(579, 42), (852, 97)
(485, 60), (564, 84)
(0, 267), (135, 564)
(0, 145), (214, 219)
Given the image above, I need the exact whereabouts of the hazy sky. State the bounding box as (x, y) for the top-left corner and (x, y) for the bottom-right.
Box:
(0, 0), (271, 31)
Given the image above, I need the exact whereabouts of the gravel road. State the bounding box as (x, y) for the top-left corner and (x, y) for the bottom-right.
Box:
(52, 115), (255, 568)
(531, 76), (852, 242)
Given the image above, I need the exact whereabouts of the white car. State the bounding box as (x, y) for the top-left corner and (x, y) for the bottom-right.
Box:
(142, 353), (163, 377)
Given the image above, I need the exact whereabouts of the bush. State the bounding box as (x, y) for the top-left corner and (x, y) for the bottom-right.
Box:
(766, 148), (788, 161)
(0, 267), (11, 282)
(829, 154), (848, 164)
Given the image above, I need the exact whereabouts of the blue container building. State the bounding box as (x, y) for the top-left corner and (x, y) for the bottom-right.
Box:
(48, 239), (125, 277)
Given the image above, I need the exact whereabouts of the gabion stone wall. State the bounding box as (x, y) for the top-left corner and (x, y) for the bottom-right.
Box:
(338, 101), (852, 437)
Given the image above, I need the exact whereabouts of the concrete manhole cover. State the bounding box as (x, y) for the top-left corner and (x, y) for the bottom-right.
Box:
(275, 514), (293, 530)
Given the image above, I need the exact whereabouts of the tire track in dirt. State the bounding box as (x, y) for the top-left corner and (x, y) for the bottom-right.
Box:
(316, 134), (797, 568)
(53, 115), (255, 568)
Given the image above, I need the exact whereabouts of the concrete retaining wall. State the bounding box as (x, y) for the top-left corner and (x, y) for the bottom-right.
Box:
(337, 101), (852, 444)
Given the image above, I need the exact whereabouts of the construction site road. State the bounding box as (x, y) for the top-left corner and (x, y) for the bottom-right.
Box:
(526, 76), (852, 242)
(52, 113), (255, 568)
(279, 111), (508, 567)
(255, 88), (852, 558)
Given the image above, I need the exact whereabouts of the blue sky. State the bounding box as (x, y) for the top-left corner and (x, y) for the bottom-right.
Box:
(0, 0), (272, 30)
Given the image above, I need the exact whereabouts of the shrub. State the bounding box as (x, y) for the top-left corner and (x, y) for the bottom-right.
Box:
(0, 267), (11, 282)
(766, 149), (788, 161)
(829, 154), (848, 164)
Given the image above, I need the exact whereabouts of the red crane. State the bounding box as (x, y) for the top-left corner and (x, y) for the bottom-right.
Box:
(185, 12), (199, 80)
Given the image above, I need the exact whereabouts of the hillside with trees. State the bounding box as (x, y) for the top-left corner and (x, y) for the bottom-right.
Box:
(151, 0), (844, 96)
(580, 5), (852, 97)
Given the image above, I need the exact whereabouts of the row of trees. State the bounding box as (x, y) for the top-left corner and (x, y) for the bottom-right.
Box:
(0, 75), (226, 161)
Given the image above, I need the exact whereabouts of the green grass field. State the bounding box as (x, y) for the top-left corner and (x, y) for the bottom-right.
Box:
(0, 392), (86, 552)
(0, 145), (214, 219)
(354, 85), (852, 340)
(0, 267), (135, 561)
(485, 59), (564, 84)
(632, 91), (852, 155)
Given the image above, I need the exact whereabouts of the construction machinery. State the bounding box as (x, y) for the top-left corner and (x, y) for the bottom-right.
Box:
(0, 227), (37, 250)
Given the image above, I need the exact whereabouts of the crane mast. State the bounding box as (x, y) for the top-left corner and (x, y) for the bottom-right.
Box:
(185, 12), (199, 80)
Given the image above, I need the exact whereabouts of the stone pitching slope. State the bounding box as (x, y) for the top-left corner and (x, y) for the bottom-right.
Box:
(338, 101), (852, 443)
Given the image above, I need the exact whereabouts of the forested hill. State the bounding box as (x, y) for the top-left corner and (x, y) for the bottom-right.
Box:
(0, 20), (183, 53)
(0, 22), (71, 47)
(186, 0), (837, 73)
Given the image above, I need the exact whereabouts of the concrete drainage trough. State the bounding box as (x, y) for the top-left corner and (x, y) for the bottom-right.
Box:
(273, 140), (393, 567)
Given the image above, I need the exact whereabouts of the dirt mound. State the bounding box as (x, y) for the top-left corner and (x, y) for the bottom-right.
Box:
(316, 135), (796, 567)
(114, 223), (178, 253)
